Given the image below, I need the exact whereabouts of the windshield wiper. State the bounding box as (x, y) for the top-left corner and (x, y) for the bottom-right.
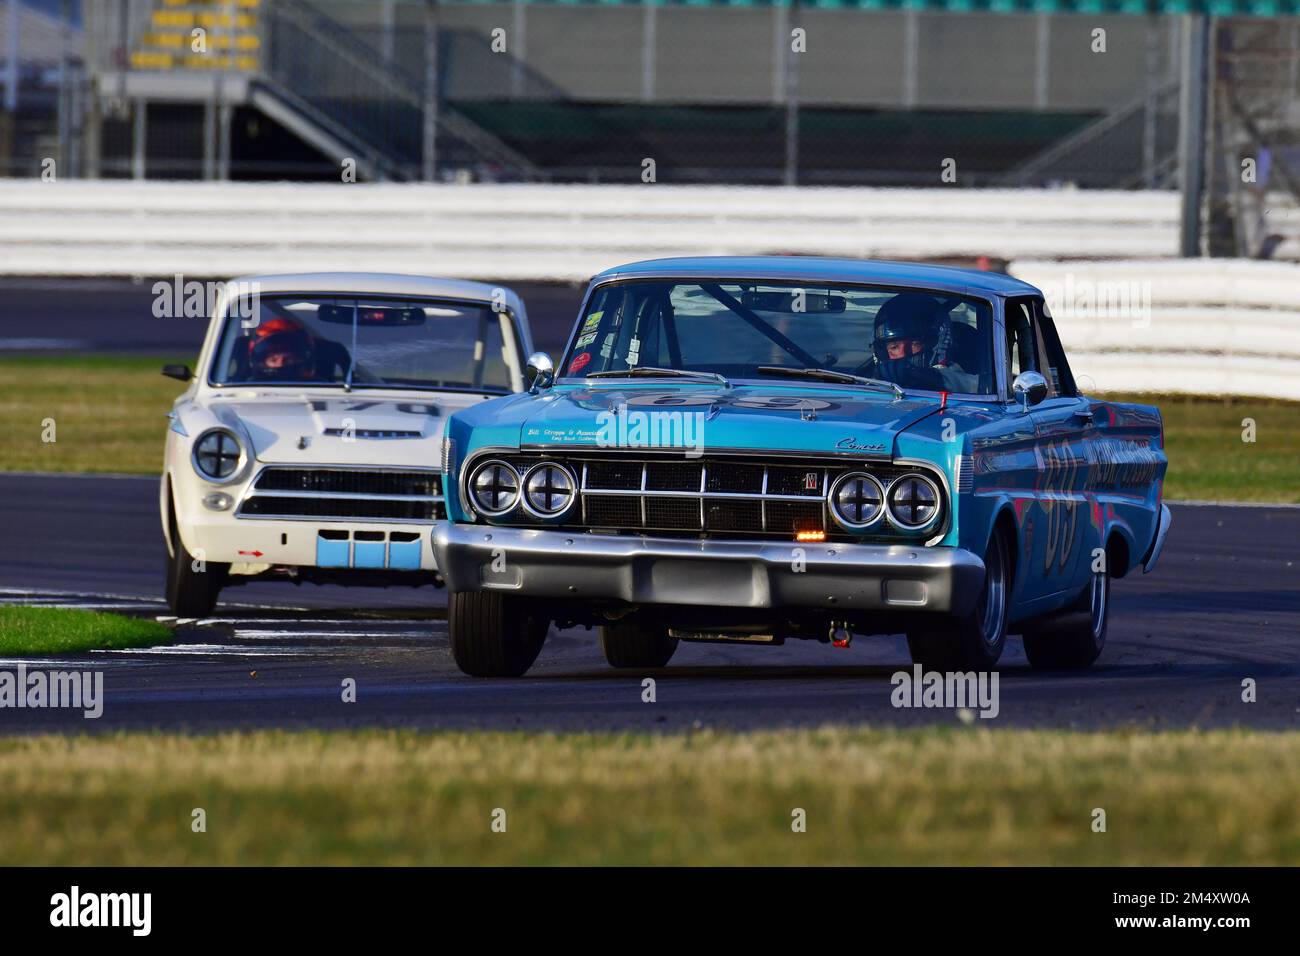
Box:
(756, 366), (904, 397)
(586, 367), (730, 387)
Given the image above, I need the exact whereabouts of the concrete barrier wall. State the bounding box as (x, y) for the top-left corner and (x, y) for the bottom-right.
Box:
(0, 181), (1181, 281)
(1009, 258), (1300, 400)
(4, 180), (1296, 399)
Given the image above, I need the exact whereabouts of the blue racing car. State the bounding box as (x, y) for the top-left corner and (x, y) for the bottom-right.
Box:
(434, 257), (1171, 677)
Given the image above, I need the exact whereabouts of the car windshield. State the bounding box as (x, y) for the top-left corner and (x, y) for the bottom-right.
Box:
(210, 295), (518, 392)
(562, 279), (997, 395)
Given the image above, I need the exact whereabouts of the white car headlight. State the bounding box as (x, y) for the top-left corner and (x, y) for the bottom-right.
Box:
(191, 428), (246, 484)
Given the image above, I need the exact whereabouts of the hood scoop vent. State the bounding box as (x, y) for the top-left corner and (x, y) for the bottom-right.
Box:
(322, 428), (423, 440)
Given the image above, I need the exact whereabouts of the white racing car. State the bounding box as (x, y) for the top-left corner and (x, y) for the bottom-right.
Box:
(160, 273), (534, 615)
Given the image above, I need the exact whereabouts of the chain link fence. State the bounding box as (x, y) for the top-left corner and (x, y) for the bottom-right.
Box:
(1, 0), (1297, 214)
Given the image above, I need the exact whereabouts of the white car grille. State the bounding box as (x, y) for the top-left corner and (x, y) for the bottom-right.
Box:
(237, 467), (445, 523)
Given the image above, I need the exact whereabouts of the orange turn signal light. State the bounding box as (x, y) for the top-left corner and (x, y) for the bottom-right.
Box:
(795, 530), (826, 542)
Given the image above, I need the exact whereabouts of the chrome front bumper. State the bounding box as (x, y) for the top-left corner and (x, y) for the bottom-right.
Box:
(432, 524), (985, 615)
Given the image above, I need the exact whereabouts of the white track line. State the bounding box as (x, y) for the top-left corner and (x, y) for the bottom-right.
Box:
(1170, 499), (1300, 510)
(189, 621), (431, 629)
(232, 629), (429, 640)
(0, 471), (155, 480)
(93, 645), (309, 657)
(0, 587), (316, 612)
(12, 602), (167, 611)
(95, 644), (417, 657)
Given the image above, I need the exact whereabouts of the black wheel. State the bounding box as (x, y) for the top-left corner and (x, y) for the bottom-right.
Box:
(164, 508), (227, 617)
(599, 617), (678, 669)
(448, 590), (549, 677)
(1022, 568), (1110, 669)
(906, 528), (1010, 671)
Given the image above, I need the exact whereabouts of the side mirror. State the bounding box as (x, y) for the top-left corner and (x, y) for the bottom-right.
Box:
(525, 351), (554, 391)
(1011, 370), (1048, 411)
(162, 364), (192, 382)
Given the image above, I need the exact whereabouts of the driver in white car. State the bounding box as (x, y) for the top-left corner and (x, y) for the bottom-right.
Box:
(247, 317), (318, 381)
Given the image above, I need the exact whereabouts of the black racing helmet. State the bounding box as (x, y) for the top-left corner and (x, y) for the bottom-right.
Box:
(872, 293), (945, 368)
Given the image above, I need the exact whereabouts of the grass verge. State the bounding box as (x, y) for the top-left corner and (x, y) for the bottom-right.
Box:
(0, 607), (172, 656)
(0, 357), (1296, 502)
(0, 727), (1296, 865)
(1108, 391), (1300, 503)
(0, 355), (191, 474)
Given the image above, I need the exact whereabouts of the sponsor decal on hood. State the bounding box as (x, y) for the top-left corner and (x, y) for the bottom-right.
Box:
(513, 385), (941, 457)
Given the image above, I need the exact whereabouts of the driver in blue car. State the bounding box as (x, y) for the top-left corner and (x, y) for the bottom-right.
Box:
(871, 293), (979, 393)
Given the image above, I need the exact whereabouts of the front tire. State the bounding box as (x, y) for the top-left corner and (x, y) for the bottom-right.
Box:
(599, 617), (677, 669)
(906, 529), (1010, 671)
(448, 591), (549, 677)
(164, 513), (227, 617)
(1021, 569), (1109, 669)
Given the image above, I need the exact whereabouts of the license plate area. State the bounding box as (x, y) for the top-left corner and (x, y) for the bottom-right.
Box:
(648, 559), (758, 605)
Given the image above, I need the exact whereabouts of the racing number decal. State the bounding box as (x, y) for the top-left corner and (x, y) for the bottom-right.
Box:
(731, 396), (835, 411)
(620, 392), (839, 411)
(1038, 439), (1081, 577)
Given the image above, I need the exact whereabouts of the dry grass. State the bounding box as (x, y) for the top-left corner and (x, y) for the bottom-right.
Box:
(1107, 391), (1300, 503)
(0, 355), (189, 474)
(0, 727), (1296, 865)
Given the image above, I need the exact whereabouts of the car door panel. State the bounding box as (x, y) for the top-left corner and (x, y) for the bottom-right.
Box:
(1005, 297), (1092, 604)
(1080, 397), (1168, 577)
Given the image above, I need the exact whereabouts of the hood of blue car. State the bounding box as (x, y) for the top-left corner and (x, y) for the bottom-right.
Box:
(506, 383), (942, 457)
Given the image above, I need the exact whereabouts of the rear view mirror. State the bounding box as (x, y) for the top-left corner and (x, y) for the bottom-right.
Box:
(317, 304), (425, 326)
(525, 352), (554, 391)
(1012, 371), (1048, 410)
(740, 290), (846, 314)
(162, 364), (192, 382)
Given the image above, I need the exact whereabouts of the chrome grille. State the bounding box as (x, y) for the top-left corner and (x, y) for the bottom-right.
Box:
(488, 455), (922, 537)
(575, 458), (833, 534)
(238, 468), (445, 523)
(706, 462), (763, 494)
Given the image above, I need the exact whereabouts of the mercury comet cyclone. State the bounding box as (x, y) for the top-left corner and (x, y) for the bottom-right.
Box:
(434, 257), (1170, 676)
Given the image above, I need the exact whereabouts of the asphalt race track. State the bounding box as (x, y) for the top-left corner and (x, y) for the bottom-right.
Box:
(1, 473), (1297, 734)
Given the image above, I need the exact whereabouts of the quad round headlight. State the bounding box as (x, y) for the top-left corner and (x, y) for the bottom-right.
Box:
(521, 462), (577, 518)
(191, 428), (245, 483)
(887, 473), (941, 531)
(828, 472), (886, 530)
(467, 460), (520, 517)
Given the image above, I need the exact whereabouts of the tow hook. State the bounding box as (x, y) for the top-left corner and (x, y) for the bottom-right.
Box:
(830, 623), (852, 648)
